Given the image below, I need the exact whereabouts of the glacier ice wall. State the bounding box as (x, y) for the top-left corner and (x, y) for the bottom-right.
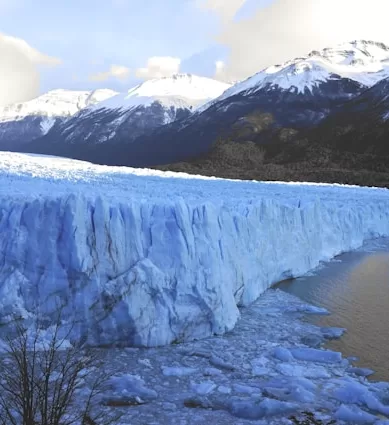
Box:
(1, 153), (389, 346)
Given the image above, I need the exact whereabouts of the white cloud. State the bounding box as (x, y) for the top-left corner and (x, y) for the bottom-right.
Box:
(214, 60), (227, 80)
(198, 0), (247, 22)
(136, 56), (181, 80)
(1, 34), (61, 66)
(213, 0), (389, 81)
(89, 64), (131, 82)
(0, 33), (61, 107)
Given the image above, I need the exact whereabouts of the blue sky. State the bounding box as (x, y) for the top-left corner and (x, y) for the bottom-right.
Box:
(1, 0), (388, 103)
(0, 0), (270, 93)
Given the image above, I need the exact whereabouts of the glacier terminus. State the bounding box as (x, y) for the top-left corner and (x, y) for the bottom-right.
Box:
(1, 151), (389, 347)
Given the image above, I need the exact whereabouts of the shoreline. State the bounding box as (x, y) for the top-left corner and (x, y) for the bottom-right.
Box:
(89, 289), (389, 424)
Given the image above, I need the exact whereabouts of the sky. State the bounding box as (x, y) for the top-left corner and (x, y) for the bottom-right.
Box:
(1, 0), (389, 106)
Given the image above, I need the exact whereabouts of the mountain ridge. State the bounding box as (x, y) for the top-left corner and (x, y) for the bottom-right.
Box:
(0, 74), (230, 151)
(2, 40), (389, 183)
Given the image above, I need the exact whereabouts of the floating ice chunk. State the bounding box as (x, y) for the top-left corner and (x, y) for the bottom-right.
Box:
(252, 366), (270, 376)
(262, 377), (319, 405)
(264, 377), (318, 392)
(108, 374), (158, 402)
(332, 381), (370, 404)
(334, 404), (377, 424)
(251, 356), (269, 367)
(233, 383), (262, 395)
(287, 305), (329, 315)
(332, 380), (389, 416)
(190, 381), (217, 395)
(371, 381), (389, 391)
(273, 347), (294, 362)
(138, 358), (153, 369)
(277, 363), (331, 379)
(182, 348), (211, 359)
(347, 367), (375, 377)
(300, 334), (324, 348)
(263, 385), (315, 404)
(347, 356), (360, 363)
(251, 356), (270, 376)
(161, 366), (197, 377)
(183, 396), (213, 410)
(229, 397), (298, 420)
(203, 367), (223, 376)
(290, 347), (342, 364)
(321, 327), (346, 339)
(217, 385), (231, 394)
(289, 386), (316, 403)
(210, 354), (235, 371)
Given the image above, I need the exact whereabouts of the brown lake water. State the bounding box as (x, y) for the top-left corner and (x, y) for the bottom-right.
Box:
(277, 238), (389, 381)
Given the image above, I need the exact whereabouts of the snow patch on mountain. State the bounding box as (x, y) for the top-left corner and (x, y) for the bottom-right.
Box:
(40, 117), (56, 135)
(0, 89), (118, 123)
(51, 76), (226, 144)
(2, 152), (389, 346)
(127, 74), (231, 101)
(89, 74), (231, 114)
(198, 40), (389, 112)
(90, 93), (194, 115)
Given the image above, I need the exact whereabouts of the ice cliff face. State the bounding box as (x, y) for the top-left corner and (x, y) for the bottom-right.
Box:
(1, 152), (389, 347)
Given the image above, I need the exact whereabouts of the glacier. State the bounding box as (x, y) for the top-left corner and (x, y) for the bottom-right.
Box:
(1, 151), (389, 347)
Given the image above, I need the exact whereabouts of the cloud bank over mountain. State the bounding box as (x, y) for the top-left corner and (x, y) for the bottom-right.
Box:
(0, 33), (61, 106)
(206, 0), (389, 81)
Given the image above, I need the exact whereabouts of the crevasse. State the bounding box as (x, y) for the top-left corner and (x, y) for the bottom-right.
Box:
(1, 152), (389, 347)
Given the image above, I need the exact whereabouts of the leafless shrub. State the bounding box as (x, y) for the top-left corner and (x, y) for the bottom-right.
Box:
(0, 316), (118, 425)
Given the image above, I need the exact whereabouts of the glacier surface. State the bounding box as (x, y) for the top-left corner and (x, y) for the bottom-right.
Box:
(1, 151), (389, 347)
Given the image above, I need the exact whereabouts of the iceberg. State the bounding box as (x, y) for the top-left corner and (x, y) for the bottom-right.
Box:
(1, 152), (389, 347)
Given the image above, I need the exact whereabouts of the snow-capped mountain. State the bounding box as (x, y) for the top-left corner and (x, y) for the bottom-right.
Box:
(124, 73), (231, 103)
(28, 74), (230, 149)
(0, 89), (118, 150)
(0, 88), (118, 121)
(7, 41), (389, 170)
(125, 40), (389, 168)
(86, 73), (230, 115)
(208, 40), (389, 105)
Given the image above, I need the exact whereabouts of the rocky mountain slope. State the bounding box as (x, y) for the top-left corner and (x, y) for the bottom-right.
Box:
(303, 76), (389, 156)
(0, 89), (118, 150)
(156, 40), (389, 164)
(159, 76), (389, 188)
(32, 40), (389, 168)
(3, 40), (389, 179)
(27, 74), (231, 152)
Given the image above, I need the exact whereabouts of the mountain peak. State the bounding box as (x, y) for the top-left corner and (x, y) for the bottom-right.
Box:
(209, 40), (389, 104)
(349, 40), (389, 50)
(0, 89), (118, 122)
(169, 73), (194, 80)
(86, 74), (231, 114)
(126, 74), (231, 101)
(308, 40), (389, 64)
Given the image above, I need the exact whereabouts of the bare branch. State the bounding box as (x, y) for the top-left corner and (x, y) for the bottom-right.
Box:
(0, 313), (116, 425)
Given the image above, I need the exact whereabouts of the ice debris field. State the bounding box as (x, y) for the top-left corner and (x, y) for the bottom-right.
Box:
(97, 289), (389, 424)
(1, 151), (389, 347)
